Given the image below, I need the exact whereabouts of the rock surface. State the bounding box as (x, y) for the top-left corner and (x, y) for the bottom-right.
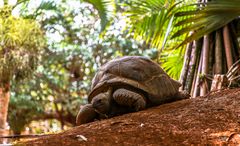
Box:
(17, 88), (240, 146)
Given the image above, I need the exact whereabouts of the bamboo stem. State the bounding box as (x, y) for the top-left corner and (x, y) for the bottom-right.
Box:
(208, 33), (214, 81)
(223, 25), (234, 69)
(200, 35), (210, 96)
(179, 42), (193, 90)
(190, 67), (197, 96)
(193, 50), (203, 98)
(191, 39), (204, 96)
(215, 29), (223, 74)
(230, 22), (240, 59)
(185, 39), (202, 93)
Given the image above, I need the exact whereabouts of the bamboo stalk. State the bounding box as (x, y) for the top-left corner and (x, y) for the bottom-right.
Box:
(185, 40), (202, 93)
(184, 41), (198, 93)
(200, 35), (210, 96)
(191, 39), (204, 96)
(223, 25), (234, 69)
(230, 22), (240, 59)
(222, 48), (228, 74)
(190, 67), (197, 96)
(215, 29), (223, 74)
(208, 33), (214, 78)
(179, 42), (193, 90)
(193, 50), (203, 98)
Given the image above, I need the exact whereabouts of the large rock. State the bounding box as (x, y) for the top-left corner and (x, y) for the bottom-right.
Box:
(17, 88), (240, 146)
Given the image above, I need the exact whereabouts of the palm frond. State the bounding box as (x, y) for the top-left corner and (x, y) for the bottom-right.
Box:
(14, 0), (29, 8)
(173, 0), (240, 48)
(160, 48), (184, 80)
(125, 0), (179, 50)
(18, 1), (57, 19)
(83, 0), (116, 32)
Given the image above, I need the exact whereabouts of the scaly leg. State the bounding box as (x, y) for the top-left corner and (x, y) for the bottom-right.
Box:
(113, 88), (146, 111)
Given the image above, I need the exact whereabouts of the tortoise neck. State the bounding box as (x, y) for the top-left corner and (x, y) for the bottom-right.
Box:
(107, 87), (113, 95)
(107, 87), (113, 101)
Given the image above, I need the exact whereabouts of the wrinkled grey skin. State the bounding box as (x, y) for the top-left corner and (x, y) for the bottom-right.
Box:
(91, 91), (111, 114)
(76, 88), (113, 126)
(76, 87), (190, 125)
(76, 104), (97, 125)
(76, 88), (190, 126)
(76, 87), (146, 125)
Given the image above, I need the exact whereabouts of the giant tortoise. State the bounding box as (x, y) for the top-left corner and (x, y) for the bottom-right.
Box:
(76, 56), (190, 125)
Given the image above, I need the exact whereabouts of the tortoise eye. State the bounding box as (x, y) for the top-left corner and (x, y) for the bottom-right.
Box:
(96, 99), (102, 103)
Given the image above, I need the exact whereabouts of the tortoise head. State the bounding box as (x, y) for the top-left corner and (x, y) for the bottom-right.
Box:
(91, 90), (111, 114)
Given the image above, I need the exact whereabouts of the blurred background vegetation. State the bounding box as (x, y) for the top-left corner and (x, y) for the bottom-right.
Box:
(0, 0), (239, 138)
(6, 0), (160, 135)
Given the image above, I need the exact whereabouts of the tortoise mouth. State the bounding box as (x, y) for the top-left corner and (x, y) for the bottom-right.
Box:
(92, 102), (109, 114)
(92, 101), (103, 109)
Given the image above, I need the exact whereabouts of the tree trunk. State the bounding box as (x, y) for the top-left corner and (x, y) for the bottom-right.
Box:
(215, 29), (223, 74)
(179, 42), (193, 90)
(223, 25), (234, 69)
(193, 50), (203, 98)
(200, 35), (210, 96)
(230, 22), (240, 57)
(0, 82), (10, 143)
(179, 15), (239, 97)
(185, 40), (201, 93)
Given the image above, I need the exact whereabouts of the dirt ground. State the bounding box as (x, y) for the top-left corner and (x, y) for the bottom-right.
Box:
(16, 88), (240, 146)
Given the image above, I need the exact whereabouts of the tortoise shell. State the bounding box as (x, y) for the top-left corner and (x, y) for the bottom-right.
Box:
(88, 56), (182, 104)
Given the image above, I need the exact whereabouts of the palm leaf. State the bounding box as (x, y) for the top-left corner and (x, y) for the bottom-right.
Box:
(173, 0), (240, 48)
(125, 0), (179, 50)
(18, 1), (57, 19)
(124, 0), (198, 52)
(83, 0), (116, 32)
(160, 48), (183, 79)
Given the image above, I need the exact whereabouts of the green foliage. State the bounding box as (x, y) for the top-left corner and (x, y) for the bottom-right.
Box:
(173, 0), (240, 47)
(121, 0), (196, 79)
(8, 94), (44, 134)
(7, 1), (158, 132)
(83, 0), (116, 32)
(87, 0), (191, 79)
(160, 49), (183, 80)
(0, 5), (45, 84)
(6, 0), (240, 135)
(124, 0), (179, 50)
(19, 1), (57, 19)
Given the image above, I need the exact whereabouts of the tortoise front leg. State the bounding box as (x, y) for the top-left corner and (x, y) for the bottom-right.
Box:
(76, 104), (98, 125)
(112, 88), (146, 111)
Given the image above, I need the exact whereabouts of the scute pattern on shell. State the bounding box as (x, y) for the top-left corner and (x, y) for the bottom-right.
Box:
(88, 56), (182, 104)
